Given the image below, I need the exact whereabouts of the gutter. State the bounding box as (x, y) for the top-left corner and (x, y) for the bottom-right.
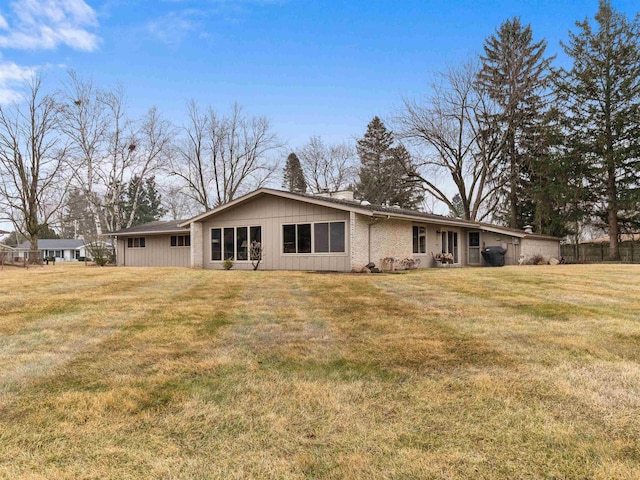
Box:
(368, 214), (390, 264)
(106, 229), (189, 236)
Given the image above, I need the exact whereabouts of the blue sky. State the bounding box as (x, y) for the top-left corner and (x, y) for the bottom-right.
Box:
(1, 0), (639, 149)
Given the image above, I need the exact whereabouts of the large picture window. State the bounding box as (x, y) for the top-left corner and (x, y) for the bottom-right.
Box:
(282, 221), (346, 254)
(211, 226), (262, 261)
(413, 226), (426, 253)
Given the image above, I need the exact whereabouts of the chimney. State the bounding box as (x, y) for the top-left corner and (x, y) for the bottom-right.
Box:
(524, 225), (533, 234)
(316, 190), (354, 201)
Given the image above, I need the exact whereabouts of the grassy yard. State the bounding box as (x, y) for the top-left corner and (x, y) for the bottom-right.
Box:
(0, 264), (639, 479)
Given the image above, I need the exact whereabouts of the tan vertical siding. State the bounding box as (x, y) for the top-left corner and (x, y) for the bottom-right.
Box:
(119, 234), (190, 267)
(200, 195), (351, 271)
(116, 238), (126, 266)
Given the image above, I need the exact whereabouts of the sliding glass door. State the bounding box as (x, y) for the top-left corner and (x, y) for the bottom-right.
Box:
(441, 231), (459, 263)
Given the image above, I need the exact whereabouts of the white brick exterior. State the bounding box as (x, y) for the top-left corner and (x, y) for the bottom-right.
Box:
(190, 221), (203, 268)
(520, 237), (561, 263)
(351, 214), (414, 269)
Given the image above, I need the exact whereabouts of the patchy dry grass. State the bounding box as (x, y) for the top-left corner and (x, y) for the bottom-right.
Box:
(0, 263), (639, 479)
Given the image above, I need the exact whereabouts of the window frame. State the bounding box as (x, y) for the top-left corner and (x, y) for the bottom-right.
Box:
(210, 226), (262, 263)
(281, 221), (347, 255)
(440, 230), (459, 264)
(412, 225), (427, 254)
(170, 234), (191, 248)
(126, 237), (146, 248)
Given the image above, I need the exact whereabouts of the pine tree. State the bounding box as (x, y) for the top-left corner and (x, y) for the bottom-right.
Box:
(121, 176), (167, 227)
(60, 188), (101, 238)
(559, 0), (640, 259)
(282, 152), (307, 193)
(478, 17), (554, 229)
(355, 117), (423, 209)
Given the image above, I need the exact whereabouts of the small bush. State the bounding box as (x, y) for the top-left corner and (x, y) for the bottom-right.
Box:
(401, 258), (421, 270)
(223, 257), (234, 270)
(527, 254), (546, 265)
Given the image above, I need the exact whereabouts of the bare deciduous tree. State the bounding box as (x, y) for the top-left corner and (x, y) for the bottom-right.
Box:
(159, 180), (201, 220)
(172, 102), (281, 210)
(297, 135), (356, 193)
(58, 70), (109, 236)
(96, 89), (173, 232)
(0, 75), (69, 252)
(396, 61), (504, 221)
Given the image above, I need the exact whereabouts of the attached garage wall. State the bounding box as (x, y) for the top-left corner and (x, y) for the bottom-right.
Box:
(521, 237), (561, 263)
(201, 195), (351, 271)
(117, 235), (190, 267)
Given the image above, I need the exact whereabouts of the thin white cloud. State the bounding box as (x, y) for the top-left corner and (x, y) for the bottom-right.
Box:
(147, 9), (205, 47)
(0, 60), (36, 104)
(0, 0), (99, 51)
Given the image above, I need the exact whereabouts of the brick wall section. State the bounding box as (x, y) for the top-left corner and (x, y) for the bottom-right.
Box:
(352, 214), (371, 267)
(352, 214), (414, 269)
(190, 221), (203, 268)
(520, 237), (560, 263)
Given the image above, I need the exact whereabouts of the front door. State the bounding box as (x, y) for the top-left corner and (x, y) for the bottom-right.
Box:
(468, 231), (481, 265)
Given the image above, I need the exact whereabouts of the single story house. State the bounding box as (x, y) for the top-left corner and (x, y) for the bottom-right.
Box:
(110, 188), (560, 271)
(17, 239), (114, 262)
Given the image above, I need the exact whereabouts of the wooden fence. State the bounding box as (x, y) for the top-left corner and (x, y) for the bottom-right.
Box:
(0, 250), (44, 268)
(561, 241), (640, 263)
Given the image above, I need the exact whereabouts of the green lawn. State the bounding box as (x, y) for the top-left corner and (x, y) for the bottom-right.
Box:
(1, 264), (639, 479)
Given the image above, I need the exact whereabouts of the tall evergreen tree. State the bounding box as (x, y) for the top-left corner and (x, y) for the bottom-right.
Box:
(59, 188), (102, 238)
(559, 0), (640, 259)
(282, 152), (307, 193)
(355, 117), (423, 208)
(120, 176), (166, 227)
(478, 17), (554, 229)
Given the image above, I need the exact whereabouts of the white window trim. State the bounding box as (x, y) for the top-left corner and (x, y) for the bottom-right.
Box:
(280, 220), (348, 256)
(440, 229), (460, 264)
(209, 225), (262, 263)
(413, 225), (427, 254)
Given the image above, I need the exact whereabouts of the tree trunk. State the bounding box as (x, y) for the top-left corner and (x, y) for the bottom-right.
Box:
(509, 132), (518, 229)
(607, 190), (620, 260)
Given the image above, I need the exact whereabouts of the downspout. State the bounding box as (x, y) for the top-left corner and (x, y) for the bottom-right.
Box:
(368, 215), (390, 264)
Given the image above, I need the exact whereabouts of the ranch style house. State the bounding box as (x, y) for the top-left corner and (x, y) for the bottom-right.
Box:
(110, 188), (561, 271)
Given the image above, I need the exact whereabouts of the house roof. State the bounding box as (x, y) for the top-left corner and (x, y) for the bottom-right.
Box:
(584, 233), (640, 244)
(19, 239), (85, 250)
(17, 239), (115, 250)
(179, 188), (559, 241)
(108, 219), (189, 236)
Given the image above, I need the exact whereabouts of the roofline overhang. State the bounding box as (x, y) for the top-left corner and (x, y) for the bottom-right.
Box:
(175, 188), (559, 241)
(371, 210), (475, 228)
(107, 229), (189, 236)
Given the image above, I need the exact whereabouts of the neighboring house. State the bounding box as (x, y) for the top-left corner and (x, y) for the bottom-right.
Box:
(16, 239), (114, 262)
(110, 188), (560, 271)
(586, 233), (640, 244)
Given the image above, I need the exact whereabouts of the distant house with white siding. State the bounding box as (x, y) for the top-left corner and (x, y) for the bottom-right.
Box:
(17, 239), (114, 262)
(110, 188), (561, 271)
